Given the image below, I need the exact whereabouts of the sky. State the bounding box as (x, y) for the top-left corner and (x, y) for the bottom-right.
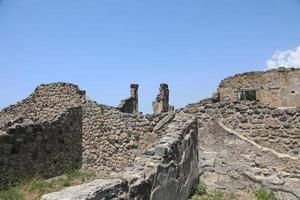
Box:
(0, 0), (300, 113)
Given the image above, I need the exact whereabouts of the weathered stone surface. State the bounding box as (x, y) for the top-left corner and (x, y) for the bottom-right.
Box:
(41, 179), (128, 200)
(183, 98), (300, 200)
(153, 112), (175, 132)
(265, 118), (281, 129)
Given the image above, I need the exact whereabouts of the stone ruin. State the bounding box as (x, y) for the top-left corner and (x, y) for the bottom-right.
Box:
(153, 83), (174, 114)
(217, 67), (300, 107)
(0, 68), (300, 200)
(117, 84), (139, 114)
(117, 83), (174, 115)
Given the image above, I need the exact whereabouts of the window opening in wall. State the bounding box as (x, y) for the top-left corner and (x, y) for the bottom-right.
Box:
(237, 90), (256, 101)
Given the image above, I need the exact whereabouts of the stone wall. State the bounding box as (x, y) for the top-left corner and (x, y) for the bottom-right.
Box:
(0, 83), (86, 130)
(183, 100), (300, 156)
(0, 82), (176, 180)
(0, 107), (82, 186)
(3, 75), (300, 199)
(217, 67), (300, 107)
(182, 99), (300, 199)
(41, 112), (199, 200)
(81, 102), (173, 174)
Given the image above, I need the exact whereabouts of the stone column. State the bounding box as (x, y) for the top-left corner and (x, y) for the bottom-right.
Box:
(117, 84), (139, 114)
(130, 84), (139, 114)
(153, 83), (174, 114)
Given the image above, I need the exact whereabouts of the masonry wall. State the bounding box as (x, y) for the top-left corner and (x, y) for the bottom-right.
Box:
(183, 100), (300, 156)
(81, 100), (172, 174)
(0, 107), (82, 186)
(218, 68), (300, 107)
(182, 99), (300, 199)
(41, 112), (199, 200)
(0, 82), (175, 178)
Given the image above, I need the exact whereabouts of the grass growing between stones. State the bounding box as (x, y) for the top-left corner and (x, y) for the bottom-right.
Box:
(190, 183), (237, 200)
(191, 183), (237, 200)
(255, 188), (276, 200)
(190, 183), (276, 200)
(0, 169), (95, 200)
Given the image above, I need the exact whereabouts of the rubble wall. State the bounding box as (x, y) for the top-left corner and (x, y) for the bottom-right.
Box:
(218, 68), (300, 107)
(0, 107), (82, 186)
(41, 112), (199, 200)
(182, 99), (300, 199)
(0, 83), (172, 181)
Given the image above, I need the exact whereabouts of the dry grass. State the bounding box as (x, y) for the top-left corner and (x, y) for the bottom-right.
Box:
(0, 169), (95, 200)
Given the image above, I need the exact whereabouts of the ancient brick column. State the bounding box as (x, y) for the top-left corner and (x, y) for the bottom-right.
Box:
(153, 83), (174, 114)
(130, 84), (139, 113)
(117, 84), (139, 114)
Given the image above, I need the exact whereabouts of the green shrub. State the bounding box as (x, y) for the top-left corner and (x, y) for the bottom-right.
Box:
(213, 191), (224, 200)
(194, 183), (208, 196)
(255, 188), (276, 200)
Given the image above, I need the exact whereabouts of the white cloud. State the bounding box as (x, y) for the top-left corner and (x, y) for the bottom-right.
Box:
(266, 44), (300, 69)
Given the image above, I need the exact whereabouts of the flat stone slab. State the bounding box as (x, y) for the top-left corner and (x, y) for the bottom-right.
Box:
(41, 179), (127, 200)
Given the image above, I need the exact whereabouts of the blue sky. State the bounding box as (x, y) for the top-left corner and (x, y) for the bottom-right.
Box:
(1, 0), (300, 113)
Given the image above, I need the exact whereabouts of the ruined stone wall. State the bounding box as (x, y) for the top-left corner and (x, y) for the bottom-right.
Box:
(0, 83), (86, 130)
(182, 99), (300, 199)
(183, 100), (300, 156)
(0, 82), (174, 180)
(217, 67), (300, 107)
(81, 101), (173, 174)
(0, 107), (82, 186)
(41, 112), (199, 200)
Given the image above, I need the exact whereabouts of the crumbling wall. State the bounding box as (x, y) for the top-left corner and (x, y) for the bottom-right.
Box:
(0, 107), (82, 186)
(41, 112), (199, 200)
(153, 83), (174, 114)
(183, 100), (300, 156)
(81, 102), (172, 174)
(217, 67), (300, 107)
(0, 82), (174, 179)
(182, 99), (300, 199)
(0, 83), (86, 131)
(117, 84), (139, 114)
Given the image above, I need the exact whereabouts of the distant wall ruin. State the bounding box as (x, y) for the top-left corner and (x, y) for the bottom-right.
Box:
(153, 83), (174, 114)
(217, 67), (300, 107)
(117, 84), (139, 114)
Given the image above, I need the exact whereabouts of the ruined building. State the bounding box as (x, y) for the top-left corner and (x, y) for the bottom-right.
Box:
(117, 84), (139, 113)
(0, 67), (300, 200)
(217, 67), (300, 107)
(153, 83), (174, 114)
(117, 83), (174, 115)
